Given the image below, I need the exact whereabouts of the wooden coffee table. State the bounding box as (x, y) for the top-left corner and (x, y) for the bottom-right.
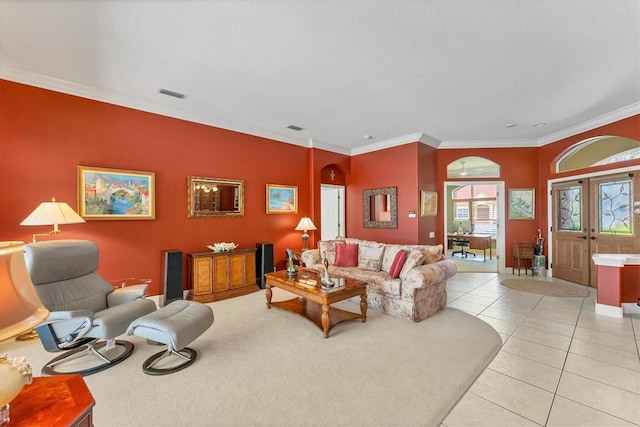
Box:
(265, 270), (367, 338)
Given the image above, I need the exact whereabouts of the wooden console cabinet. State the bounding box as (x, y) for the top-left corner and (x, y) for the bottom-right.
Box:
(187, 249), (258, 302)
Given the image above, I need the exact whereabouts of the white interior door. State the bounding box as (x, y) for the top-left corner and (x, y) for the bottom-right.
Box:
(321, 184), (345, 240)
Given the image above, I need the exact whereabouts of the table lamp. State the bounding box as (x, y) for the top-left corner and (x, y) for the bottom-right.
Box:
(295, 217), (317, 252)
(20, 197), (85, 244)
(0, 241), (50, 425)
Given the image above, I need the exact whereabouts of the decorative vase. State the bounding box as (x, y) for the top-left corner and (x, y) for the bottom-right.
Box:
(0, 355), (32, 425)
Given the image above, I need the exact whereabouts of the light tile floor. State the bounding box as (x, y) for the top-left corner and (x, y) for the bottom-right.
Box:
(442, 272), (640, 427)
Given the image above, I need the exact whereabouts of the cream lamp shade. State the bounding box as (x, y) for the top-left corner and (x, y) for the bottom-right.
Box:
(0, 241), (49, 341)
(20, 197), (85, 243)
(295, 217), (317, 252)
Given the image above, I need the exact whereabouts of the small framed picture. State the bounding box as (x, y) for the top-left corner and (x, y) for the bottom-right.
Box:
(509, 188), (535, 220)
(266, 184), (298, 214)
(420, 191), (437, 216)
(78, 166), (155, 220)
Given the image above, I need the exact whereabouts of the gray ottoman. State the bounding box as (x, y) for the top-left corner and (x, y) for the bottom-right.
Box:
(127, 300), (214, 375)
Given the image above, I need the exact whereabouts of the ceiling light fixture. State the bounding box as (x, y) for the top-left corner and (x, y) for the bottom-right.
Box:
(286, 125), (304, 131)
(505, 123), (517, 128)
(158, 88), (187, 99)
(363, 135), (373, 139)
(460, 161), (467, 176)
(533, 123), (546, 128)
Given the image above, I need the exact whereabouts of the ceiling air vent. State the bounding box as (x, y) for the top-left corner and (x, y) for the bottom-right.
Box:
(286, 125), (304, 131)
(158, 88), (187, 99)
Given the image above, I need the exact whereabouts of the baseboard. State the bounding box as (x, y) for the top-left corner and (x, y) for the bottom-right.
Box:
(595, 303), (623, 318)
(621, 302), (640, 315)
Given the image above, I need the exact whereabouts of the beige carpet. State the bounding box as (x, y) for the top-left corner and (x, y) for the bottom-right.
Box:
(0, 290), (501, 427)
(501, 278), (590, 297)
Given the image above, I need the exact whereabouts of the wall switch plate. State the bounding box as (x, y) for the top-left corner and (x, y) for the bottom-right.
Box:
(429, 232), (435, 238)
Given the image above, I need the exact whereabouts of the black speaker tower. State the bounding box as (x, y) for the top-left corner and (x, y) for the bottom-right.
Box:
(255, 243), (274, 289)
(162, 250), (184, 306)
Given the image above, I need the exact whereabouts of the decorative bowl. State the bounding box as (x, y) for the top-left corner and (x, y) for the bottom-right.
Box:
(207, 242), (238, 252)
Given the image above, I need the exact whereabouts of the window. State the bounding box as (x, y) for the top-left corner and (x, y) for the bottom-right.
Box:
(452, 184), (498, 236)
(454, 201), (469, 220)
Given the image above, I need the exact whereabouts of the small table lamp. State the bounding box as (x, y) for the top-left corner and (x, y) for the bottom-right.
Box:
(20, 197), (85, 243)
(0, 241), (50, 425)
(295, 217), (317, 252)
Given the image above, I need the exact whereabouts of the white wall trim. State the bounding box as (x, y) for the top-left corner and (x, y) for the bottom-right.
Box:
(538, 102), (640, 146)
(443, 180), (505, 274)
(595, 303), (623, 318)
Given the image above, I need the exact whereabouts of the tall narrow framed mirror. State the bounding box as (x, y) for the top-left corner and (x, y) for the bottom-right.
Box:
(363, 186), (397, 228)
(187, 176), (244, 217)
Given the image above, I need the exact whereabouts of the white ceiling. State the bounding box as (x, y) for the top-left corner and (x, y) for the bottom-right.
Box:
(1, 0), (638, 155)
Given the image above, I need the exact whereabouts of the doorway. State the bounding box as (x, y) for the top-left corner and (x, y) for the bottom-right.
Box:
(320, 184), (345, 240)
(550, 171), (639, 287)
(443, 181), (505, 273)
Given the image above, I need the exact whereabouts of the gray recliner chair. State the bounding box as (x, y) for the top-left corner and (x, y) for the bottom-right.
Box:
(25, 239), (157, 376)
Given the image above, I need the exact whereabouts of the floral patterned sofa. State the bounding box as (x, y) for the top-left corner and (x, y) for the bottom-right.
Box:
(300, 237), (457, 322)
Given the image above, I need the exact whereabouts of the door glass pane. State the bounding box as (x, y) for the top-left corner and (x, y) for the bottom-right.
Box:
(557, 186), (582, 231)
(598, 179), (633, 235)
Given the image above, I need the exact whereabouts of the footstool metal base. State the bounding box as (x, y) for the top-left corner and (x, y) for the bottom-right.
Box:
(143, 347), (197, 375)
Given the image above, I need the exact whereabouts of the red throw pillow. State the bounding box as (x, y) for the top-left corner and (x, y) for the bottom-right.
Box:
(334, 243), (358, 267)
(389, 250), (407, 279)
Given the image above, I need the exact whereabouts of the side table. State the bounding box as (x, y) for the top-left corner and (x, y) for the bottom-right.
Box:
(9, 374), (95, 427)
(512, 243), (534, 276)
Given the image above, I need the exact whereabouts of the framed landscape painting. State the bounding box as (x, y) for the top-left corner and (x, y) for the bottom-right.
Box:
(78, 166), (155, 220)
(508, 188), (535, 220)
(266, 184), (298, 214)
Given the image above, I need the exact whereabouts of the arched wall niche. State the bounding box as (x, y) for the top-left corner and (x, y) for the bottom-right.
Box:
(447, 156), (500, 179)
(555, 136), (640, 173)
(320, 164), (346, 185)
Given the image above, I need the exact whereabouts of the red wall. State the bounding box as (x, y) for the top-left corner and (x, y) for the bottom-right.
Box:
(309, 147), (351, 247)
(537, 115), (640, 238)
(417, 142), (439, 245)
(2, 80), (638, 291)
(347, 143), (421, 244)
(436, 147), (541, 262)
(0, 81), (314, 295)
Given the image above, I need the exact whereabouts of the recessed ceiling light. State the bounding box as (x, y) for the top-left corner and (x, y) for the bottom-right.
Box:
(286, 125), (304, 131)
(533, 123), (546, 128)
(158, 88), (187, 99)
(505, 123), (517, 128)
(363, 135), (373, 139)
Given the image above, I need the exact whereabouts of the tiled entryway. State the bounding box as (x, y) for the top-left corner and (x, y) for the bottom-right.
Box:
(442, 272), (640, 426)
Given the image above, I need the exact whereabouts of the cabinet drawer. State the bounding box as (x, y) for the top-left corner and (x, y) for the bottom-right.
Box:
(519, 248), (534, 258)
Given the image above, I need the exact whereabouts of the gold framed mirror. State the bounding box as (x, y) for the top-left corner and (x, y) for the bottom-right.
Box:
(363, 186), (397, 228)
(187, 176), (244, 217)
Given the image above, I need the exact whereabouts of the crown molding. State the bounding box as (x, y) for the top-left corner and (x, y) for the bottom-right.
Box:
(309, 139), (352, 155)
(350, 132), (441, 155)
(537, 102), (640, 146)
(2, 65), (637, 156)
(438, 139), (540, 149)
(0, 66), (311, 149)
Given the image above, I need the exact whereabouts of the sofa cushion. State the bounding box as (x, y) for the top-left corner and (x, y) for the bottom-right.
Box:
(423, 244), (445, 263)
(381, 244), (405, 272)
(399, 249), (425, 280)
(334, 243), (358, 267)
(317, 239), (344, 265)
(358, 245), (385, 271)
(332, 267), (401, 296)
(389, 250), (407, 278)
